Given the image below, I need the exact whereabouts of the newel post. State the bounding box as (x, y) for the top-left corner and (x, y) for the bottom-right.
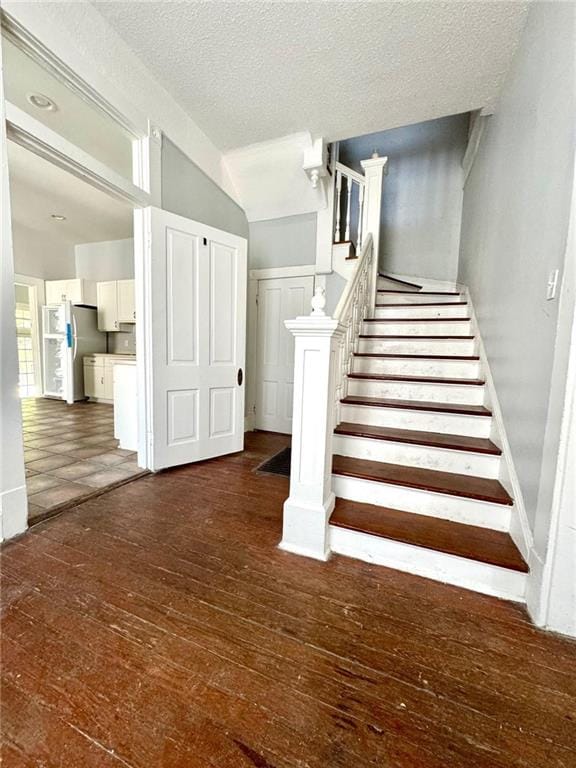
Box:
(280, 288), (343, 560)
(360, 155), (388, 316)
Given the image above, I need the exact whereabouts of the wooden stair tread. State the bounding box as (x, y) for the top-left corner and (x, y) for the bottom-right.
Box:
(332, 455), (513, 505)
(335, 422), (501, 455)
(341, 395), (491, 416)
(378, 273), (422, 290)
(348, 373), (485, 385)
(359, 334), (475, 340)
(331, 499), (527, 572)
(354, 353), (480, 360)
(376, 301), (468, 308)
(364, 317), (472, 323)
(377, 290), (461, 295)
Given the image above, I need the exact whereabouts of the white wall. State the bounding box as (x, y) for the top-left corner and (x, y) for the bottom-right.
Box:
(339, 115), (469, 282)
(12, 221), (76, 280)
(249, 213), (316, 270)
(458, 2), (576, 540)
(75, 238), (134, 281)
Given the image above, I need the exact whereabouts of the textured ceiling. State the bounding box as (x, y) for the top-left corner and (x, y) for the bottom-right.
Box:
(93, 1), (528, 151)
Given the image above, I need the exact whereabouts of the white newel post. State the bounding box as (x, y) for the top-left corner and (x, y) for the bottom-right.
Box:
(280, 290), (343, 560)
(360, 156), (388, 316)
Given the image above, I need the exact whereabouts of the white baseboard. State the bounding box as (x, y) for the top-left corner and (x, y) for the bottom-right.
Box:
(0, 485), (28, 542)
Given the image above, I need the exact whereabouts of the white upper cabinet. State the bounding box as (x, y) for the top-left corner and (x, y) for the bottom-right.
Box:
(117, 280), (136, 323)
(97, 281), (119, 331)
(97, 279), (136, 331)
(45, 278), (97, 306)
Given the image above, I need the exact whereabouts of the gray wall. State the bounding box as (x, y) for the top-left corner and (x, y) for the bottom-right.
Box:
(75, 238), (134, 281)
(249, 213), (316, 269)
(12, 222), (76, 280)
(339, 115), (469, 282)
(162, 137), (248, 238)
(458, 2), (576, 534)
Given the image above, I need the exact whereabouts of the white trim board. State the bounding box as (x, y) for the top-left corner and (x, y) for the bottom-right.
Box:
(249, 264), (316, 280)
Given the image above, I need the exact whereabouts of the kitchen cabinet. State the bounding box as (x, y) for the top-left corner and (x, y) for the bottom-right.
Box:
(97, 279), (135, 330)
(45, 278), (97, 306)
(84, 354), (136, 402)
(97, 281), (119, 331)
(117, 280), (136, 323)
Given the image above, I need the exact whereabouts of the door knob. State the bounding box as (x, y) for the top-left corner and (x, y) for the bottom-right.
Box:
(237, 368), (243, 386)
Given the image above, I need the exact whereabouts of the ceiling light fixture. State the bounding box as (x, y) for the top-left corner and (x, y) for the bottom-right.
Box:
(27, 92), (57, 112)
(50, 214), (67, 221)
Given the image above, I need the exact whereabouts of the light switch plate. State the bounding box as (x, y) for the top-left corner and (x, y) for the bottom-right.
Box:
(547, 269), (560, 300)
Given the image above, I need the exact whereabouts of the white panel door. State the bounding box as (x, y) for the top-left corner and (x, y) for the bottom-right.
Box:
(144, 207), (247, 470)
(256, 275), (314, 434)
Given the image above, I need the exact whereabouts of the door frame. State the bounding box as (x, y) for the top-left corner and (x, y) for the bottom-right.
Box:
(246, 265), (316, 432)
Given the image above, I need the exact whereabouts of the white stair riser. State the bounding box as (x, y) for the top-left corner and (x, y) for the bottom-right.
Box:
(377, 278), (420, 292)
(329, 527), (526, 602)
(332, 474), (511, 530)
(333, 433), (500, 478)
(352, 357), (481, 379)
(358, 338), (477, 356)
(363, 321), (473, 336)
(340, 403), (492, 437)
(374, 305), (469, 319)
(377, 293), (462, 305)
(347, 378), (486, 405)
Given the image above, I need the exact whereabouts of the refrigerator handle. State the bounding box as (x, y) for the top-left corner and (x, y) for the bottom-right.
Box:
(72, 315), (78, 361)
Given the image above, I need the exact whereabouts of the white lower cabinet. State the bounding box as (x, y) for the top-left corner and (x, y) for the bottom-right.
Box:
(84, 355), (135, 401)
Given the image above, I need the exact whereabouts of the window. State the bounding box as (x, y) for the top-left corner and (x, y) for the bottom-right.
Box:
(15, 287), (36, 398)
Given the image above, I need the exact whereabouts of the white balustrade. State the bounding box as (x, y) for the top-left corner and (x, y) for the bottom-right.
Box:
(333, 162), (367, 252)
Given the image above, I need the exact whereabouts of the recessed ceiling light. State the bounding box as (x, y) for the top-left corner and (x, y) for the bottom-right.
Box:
(50, 214), (67, 221)
(27, 92), (57, 112)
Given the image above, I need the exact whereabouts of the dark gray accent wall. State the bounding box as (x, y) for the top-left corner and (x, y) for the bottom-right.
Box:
(161, 138), (248, 238)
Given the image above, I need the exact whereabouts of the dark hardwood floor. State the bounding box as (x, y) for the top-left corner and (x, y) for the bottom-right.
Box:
(1, 431), (576, 768)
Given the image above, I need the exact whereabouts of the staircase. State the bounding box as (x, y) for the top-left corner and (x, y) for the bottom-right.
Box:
(327, 273), (528, 600)
(281, 153), (528, 603)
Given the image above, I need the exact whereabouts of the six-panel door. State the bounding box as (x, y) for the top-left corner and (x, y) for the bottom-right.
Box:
(145, 207), (247, 471)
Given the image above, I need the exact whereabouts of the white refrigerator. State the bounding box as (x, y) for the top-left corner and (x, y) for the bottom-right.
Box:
(42, 302), (106, 403)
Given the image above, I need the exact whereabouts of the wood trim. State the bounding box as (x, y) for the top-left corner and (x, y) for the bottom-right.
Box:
(334, 422), (501, 454)
(378, 273), (422, 289)
(375, 302), (468, 308)
(353, 353), (481, 360)
(359, 335), (475, 340)
(341, 395), (491, 416)
(331, 499), (527, 571)
(347, 373), (485, 385)
(332, 455), (513, 506)
(248, 265), (316, 280)
(377, 290), (461, 296)
(364, 317), (472, 323)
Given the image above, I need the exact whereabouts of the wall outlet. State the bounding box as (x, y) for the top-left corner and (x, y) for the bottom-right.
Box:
(123, 339), (130, 348)
(547, 269), (560, 300)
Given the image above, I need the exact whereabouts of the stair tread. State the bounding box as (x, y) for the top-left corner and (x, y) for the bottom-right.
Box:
(335, 422), (501, 454)
(377, 290), (461, 295)
(365, 317), (472, 323)
(349, 373), (484, 385)
(331, 498), (527, 571)
(376, 302), (468, 308)
(354, 353), (480, 360)
(332, 455), (513, 505)
(359, 335), (475, 340)
(341, 395), (491, 416)
(378, 273), (422, 290)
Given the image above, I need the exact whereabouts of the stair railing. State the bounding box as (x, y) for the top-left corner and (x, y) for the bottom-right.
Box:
(279, 156), (387, 562)
(332, 233), (374, 423)
(334, 161), (366, 251)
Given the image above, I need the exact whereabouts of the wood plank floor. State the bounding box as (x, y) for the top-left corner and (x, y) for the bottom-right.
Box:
(1, 431), (576, 768)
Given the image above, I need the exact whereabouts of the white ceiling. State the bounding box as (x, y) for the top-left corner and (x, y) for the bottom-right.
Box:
(7, 142), (133, 245)
(94, 1), (528, 151)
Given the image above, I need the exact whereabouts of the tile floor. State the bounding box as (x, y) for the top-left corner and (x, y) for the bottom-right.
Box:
(22, 397), (145, 521)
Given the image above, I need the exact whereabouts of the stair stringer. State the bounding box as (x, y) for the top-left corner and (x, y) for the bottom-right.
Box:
(462, 286), (534, 563)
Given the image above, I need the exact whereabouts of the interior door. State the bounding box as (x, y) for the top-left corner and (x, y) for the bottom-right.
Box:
(142, 207), (247, 471)
(256, 275), (314, 434)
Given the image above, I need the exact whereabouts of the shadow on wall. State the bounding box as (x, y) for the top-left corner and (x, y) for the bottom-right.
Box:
(338, 114), (469, 282)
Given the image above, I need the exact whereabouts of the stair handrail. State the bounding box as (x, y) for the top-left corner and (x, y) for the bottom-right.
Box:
(332, 233), (374, 424)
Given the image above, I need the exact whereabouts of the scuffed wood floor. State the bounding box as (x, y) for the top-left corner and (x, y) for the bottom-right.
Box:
(1, 432), (576, 767)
